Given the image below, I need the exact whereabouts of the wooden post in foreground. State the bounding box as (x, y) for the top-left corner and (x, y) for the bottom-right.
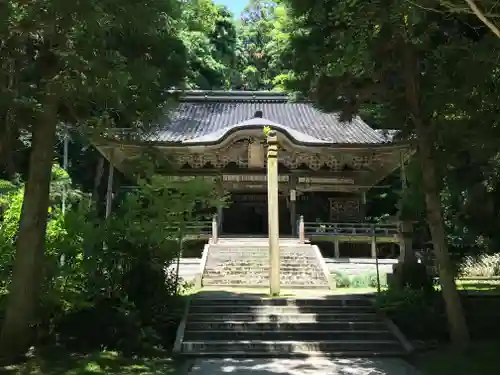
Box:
(267, 130), (280, 296)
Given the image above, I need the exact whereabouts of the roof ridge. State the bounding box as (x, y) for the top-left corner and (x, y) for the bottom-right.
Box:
(170, 90), (310, 103)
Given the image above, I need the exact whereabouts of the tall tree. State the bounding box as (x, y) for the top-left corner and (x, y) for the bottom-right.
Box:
(282, 0), (500, 349)
(179, 1), (239, 89)
(236, 0), (283, 89)
(0, 0), (186, 359)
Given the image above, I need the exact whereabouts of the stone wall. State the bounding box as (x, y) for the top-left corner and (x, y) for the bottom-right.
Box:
(325, 258), (397, 277)
(166, 258), (201, 283)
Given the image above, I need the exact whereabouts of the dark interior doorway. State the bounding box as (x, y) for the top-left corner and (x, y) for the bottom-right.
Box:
(221, 193), (292, 236)
(222, 202), (268, 235)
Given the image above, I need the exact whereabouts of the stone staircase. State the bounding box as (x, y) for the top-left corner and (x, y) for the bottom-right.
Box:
(201, 238), (330, 289)
(176, 295), (410, 357)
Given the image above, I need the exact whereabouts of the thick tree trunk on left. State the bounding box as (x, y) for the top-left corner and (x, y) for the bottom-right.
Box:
(0, 95), (58, 361)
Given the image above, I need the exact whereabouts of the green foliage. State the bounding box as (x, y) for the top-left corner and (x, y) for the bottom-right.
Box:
(390, 261), (435, 296)
(281, 0), (500, 257)
(331, 271), (388, 289)
(1, 0), (188, 136)
(236, 0), (289, 90)
(0, 164), (219, 354)
(374, 288), (446, 340)
(459, 254), (500, 278)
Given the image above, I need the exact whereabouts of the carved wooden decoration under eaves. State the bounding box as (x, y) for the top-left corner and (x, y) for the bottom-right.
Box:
(173, 137), (376, 171)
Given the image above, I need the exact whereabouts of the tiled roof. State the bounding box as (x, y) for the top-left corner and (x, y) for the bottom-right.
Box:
(147, 91), (388, 145)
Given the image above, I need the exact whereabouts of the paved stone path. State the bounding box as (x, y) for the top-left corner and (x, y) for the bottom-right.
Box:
(187, 357), (422, 375)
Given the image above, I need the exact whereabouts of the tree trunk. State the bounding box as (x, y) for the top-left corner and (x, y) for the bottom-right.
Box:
(0, 64), (17, 180)
(402, 41), (470, 350)
(93, 156), (105, 205)
(0, 95), (58, 361)
(415, 123), (470, 347)
(0, 109), (17, 180)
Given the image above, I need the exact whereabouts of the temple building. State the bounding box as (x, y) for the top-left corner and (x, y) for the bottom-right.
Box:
(94, 91), (412, 257)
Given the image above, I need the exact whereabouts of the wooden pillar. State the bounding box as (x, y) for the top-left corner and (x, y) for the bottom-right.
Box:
(211, 214), (218, 244)
(267, 130), (280, 295)
(290, 187), (297, 237)
(298, 215), (305, 244)
(216, 177), (224, 233)
(371, 229), (377, 258)
(217, 205), (223, 232)
(334, 238), (340, 258)
(361, 192), (367, 220)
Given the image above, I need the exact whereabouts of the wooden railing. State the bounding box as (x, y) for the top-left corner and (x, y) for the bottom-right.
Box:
(300, 219), (399, 238)
(164, 219), (213, 237)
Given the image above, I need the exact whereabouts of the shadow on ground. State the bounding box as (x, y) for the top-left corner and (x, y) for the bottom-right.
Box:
(187, 357), (421, 375)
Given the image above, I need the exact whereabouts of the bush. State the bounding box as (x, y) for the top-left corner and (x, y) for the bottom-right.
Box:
(390, 260), (435, 296)
(332, 271), (351, 287)
(459, 253), (500, 278)
(331, 271), (388, 289)
(0, 169), (218, 356)
(374, 287), (446, 340)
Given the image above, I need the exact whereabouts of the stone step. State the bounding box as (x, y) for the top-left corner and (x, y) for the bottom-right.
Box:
(209, 248), (315, 253)
(208, 255), (317, 258)
(209, 248), (315, 252)
(201, 280), (329, 288)
(181, 340), (405, 356)
(202, 274), (328, 280)
(203, 275), (327, 281)
(187, 312), (379, 322)
(203, 271), (326, 278)
(185, 321), (387, 331)
(207, 255), (317, 260)
(206, 262), (318, 267)
(189, 297), (371, 307)
(208, 253), (316, 256)
(183, 330), (394, 341)
(211, 244), (308, 248)
(202, 284), (330, 290)
(188, 305), (373, 314)
(204, 265), (321, 271)
(205, 262), (319, 267)
(202, 274), (329, 279)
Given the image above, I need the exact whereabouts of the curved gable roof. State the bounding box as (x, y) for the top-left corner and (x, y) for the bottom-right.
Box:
(182, 117), (329, 144)
(148, 91), (388, 145)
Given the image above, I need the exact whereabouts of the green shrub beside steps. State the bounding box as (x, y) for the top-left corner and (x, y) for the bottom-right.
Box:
(331, 271), (388, 289)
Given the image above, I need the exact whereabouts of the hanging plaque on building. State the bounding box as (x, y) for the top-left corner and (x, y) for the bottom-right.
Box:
(329, 198), (361, 221)
(222, 174), (289, 183)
